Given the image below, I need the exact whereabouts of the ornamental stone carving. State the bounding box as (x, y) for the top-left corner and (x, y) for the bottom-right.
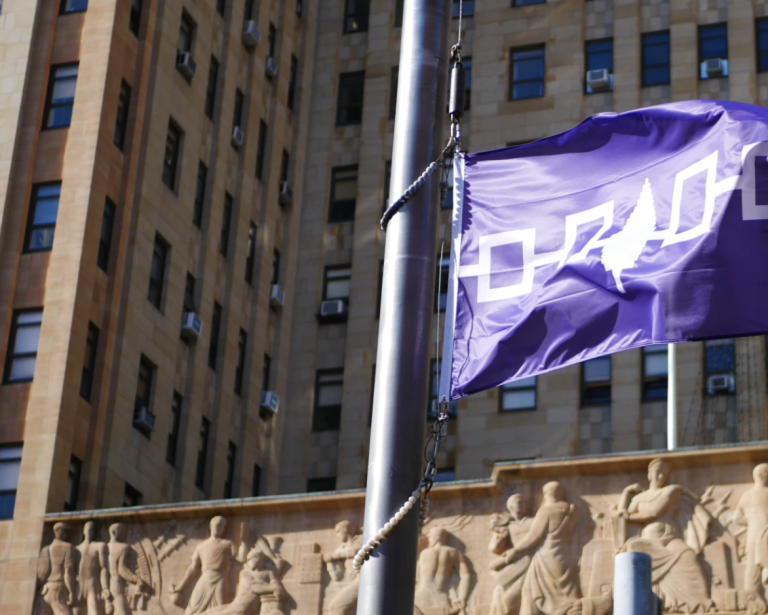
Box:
(414, 523), (472, 615)
(322, 520), (361, 615)
(38, 523), (78, 615)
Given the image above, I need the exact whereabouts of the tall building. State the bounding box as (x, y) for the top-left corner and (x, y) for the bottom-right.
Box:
(2, 0), (768, 613)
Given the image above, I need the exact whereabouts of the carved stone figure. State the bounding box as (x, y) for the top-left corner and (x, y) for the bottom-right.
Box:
(488, 494), (534, 615)
(170, 516), (247, 615)
(201, 539), (287, 615)
(733, 464), (768, 596)
(322, 521), (362, 615)
(76, 522), (111, 615)
(495, 481), (581, 615)
(616, 458), (713, 613)
(107, 523), (147, 615)
(414, 527), (471, 615)
(38, 523), (78, 615)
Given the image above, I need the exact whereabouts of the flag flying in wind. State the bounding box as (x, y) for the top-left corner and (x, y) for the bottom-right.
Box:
(444, 100), (768, 400)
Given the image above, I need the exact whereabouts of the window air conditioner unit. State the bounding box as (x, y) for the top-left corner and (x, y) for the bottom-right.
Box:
(231, 126), (245, 149)
(266, 57), (278, 80)
(176, 52), (197, 80)
(706, 373), (735, 395)
(181, 312), (203, 340)
(320, 299), (346, 317)
(279, 181), (293, 207)
(260, 391), (279, 414)
(586, 69), (611, 93)
(703, 58), (724, 78)
(270, 284), (284, 310)
(133, 406), (156, 433)
(242, 21), (261, 48)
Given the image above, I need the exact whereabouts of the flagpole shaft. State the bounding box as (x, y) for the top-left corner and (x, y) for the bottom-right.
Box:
(357, 1), (451, 614)
(667, 343), (677, 450)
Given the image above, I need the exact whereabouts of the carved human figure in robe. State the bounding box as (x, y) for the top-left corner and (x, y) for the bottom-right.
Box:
(495, 482), (580, 615)
(38, 523), (77, 615)
(488, 494), (534, 615)
(733, 463), (768, 595)
(322, 520), (362, 615)
(414, 527), (471, 615)
(76, 522), (110, 615)
(170, 516), (247, 615)
(198, 539), (286, 615)
(615, 458), (712, 613)
(107, 523), (147, 615)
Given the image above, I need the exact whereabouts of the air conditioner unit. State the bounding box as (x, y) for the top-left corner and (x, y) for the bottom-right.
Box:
(260, 391), (279, 414)
(266, 57), (278, 80)
(181, 312), (203, 340)
(707, 373), (735, 395)
(270, 284), (284, 310)
(320, 299), (347, 317)
(586, 68), (611, 93)
(133, 406), (156, 433)
(278, 181), (293, 207)
(703, 58), (724, 78)
(176, 52), (197, 80)
(231, 126), (244, 149)
(242, 20), (261, 48)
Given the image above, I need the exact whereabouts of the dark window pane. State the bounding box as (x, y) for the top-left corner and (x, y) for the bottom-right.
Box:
(114, 80), (131, 151)
(510, 46), (545, 101)
(586, 39), (613, 72)
(235, 329), (247, 395)
(195, 417), (210, 488)
(5, 310), (43, 383)
(61, 0), (88, 13)
(307, 477), (336, 492)
(208, 302), (222, 370)
(25, 183), (61, 252)
(343, 0), (370, 33)
(453, 0), (473, 17)
(336, 71), (365, 126)
(514, 0), (545, 5)
(45, 64), (78, 129)
(79, 323), (99, 402)
(389, 67), (398, 120)
(183, 272), (196, 312)
(205, 57), (219, 120)
(167, 391), (182, 465)
(63, 455), (82, 511)
(499, 376), (537, 412)
(312, 370), (344, 431)
(193, 162), (207, 227)
(759, 20), (768, 72)
(287, 55), (298, 110)
(251, 463), (261, 496)
(98, 198), (116, 272)
(163, 121), (181, 190)
(220, 193), (232, 257)
(329, 166), (358, 222)
(246, 223), (257, 285)
(323, 266), (351, 301)
(129, 0), (143, 35)
(178, 12), (195, 52)
(224, 442), (237, 498)
(148, 234), (169, 309)
(256, 121), (267, 179)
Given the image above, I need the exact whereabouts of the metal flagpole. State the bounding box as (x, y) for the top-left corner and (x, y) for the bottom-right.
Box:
(357, 0), (452, 613)
(667, 343), (677, 450)
(614, 552), (653, 615)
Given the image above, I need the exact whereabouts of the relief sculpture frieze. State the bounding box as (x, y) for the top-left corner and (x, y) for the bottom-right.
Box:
(35, 457), (768, 615)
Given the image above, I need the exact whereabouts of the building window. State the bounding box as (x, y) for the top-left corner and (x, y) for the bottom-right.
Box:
(252, 463), (261, 496)
(129, 0), (143, 36)
(114, 80), (131, 151)
(262, 354), (271, 392)
(513, 0), (545, 5)
(205, 57), (219, 120)
(220, 193), (233, 257)
(267, 24), (277, 59)
(0, 444), (22, 519)
(224, 442), (237, 498)
(453, 0), (473, 17)
(79, 323), (99, 402)
(323, 266), (351, 303)
(244, 0), (254, 19)
(64, 455), (82, 511)
(287, 55), (298, 111)
(307, 477), (336, 492)
(178, 11), (195, 53)
(216, 0), (225, 16)
(434, 255), (449, 313)
(329, 166), (358, 222)
(642, 31), (670, 86)
(4, 309), (43, 383)
(759, 19), (768, 72)
(235, 329), (247, 396)
(312, 369), (344, 431)
(98, 198), (116, 272)
(135, 355), (154, 415)
(499, 377), (537, 411)
(462, 57), (472, 110)
(699, 23), (728, 79)
(643, 344), (668, 401)
(60, 0), (88, 13)
(443, 163), (454, 210)
(245, 223), (257, 285)
(279, 150), (290, 190)
(162, 120), (182, 191)
(389, 67), (398, 120)
(336, 71), (365, 126)
(193, 162), (207, 228)
(123, 482), (142, 507)
(195, 417), (210, 489)
(383, 160), (392, 212)
(435, 467), (455, 482)
(233, 89), (244, 132)
(509, 46), (545, 100)
(581, 356), (611, 405)
(208, 302), (222, 370)
(148, 234), (169, 310)
(394, 0), (403, 27)
(167, 391), (182, 465)
(428, 359), (457, 416)
(343, 0), (369, 33)
(255, 120), (267, 179)
(585, 39), (613, 93)
(44, 64), (78, 129)
(25, 183), (61, 253)
(183, 273), (196, 313)
(704, 339), (736, 396)
(271, 249), (280, 285)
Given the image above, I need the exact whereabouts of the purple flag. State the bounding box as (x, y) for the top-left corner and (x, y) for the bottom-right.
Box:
(444, 100), (768, 400)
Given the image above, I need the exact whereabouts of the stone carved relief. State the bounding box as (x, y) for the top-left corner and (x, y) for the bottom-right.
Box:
(35, 460), (768, 615)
